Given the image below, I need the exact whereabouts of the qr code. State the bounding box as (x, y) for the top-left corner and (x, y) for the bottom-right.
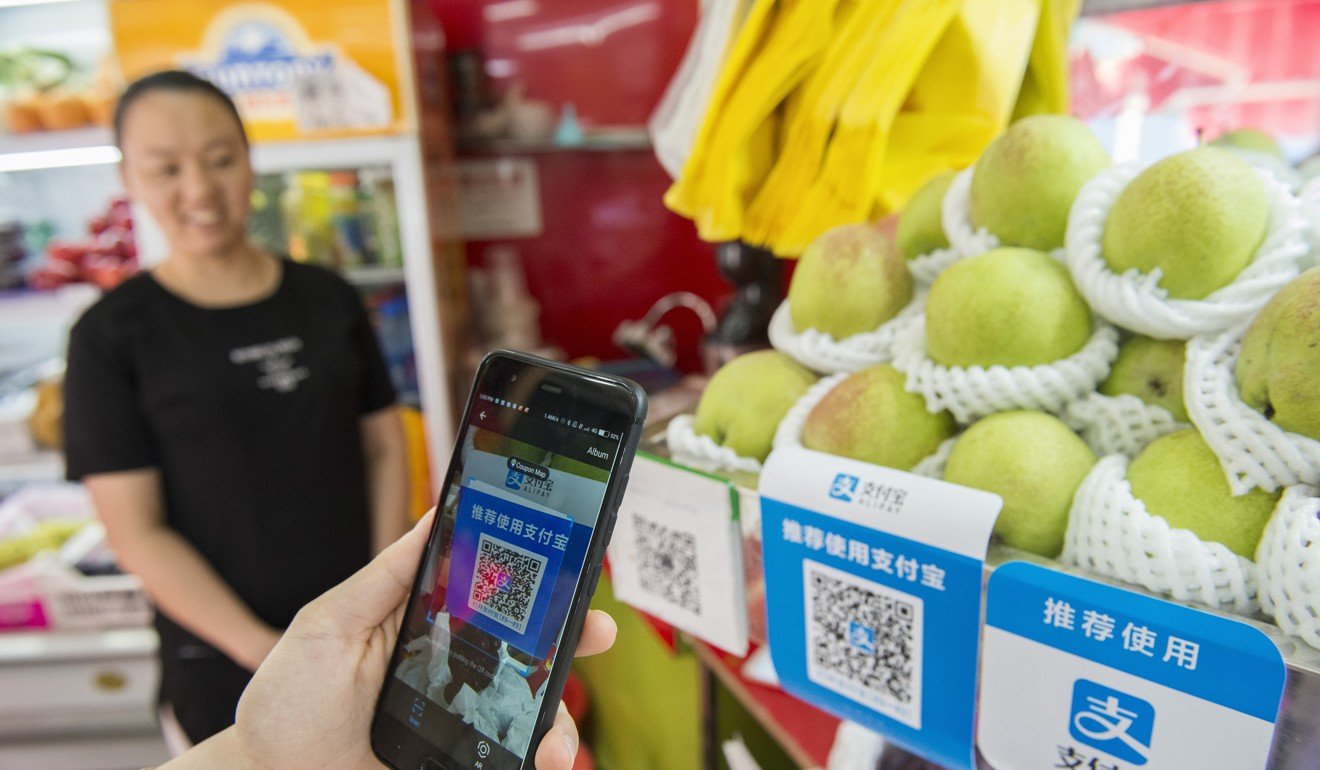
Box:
(804, 559), (923, 727)
(634, 515), (701, 614)
(468, 533), (548, 634)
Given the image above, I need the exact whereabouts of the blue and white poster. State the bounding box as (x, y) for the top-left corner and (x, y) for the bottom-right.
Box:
(978, 562), (1286, 770)
(444, 479), (593, 659)
(759, 447), (1000, 770)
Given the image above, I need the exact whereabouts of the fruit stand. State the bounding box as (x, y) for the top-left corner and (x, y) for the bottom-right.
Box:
(609, 1), (1320, 768)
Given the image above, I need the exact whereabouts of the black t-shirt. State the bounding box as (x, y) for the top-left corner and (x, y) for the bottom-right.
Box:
(64, 259), (396, 638)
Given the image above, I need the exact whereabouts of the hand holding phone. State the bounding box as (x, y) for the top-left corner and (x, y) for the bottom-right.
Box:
(154, 512), (617, 770)
(371, 351), (646, 770)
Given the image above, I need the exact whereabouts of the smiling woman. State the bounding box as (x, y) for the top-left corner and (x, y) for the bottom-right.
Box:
(60, 70), (411, 750)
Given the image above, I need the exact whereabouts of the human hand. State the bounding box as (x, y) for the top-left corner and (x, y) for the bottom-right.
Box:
(227, 510), (616, 770)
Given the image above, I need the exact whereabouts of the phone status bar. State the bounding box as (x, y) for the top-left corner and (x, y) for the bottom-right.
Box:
(476, 393), (619, 441)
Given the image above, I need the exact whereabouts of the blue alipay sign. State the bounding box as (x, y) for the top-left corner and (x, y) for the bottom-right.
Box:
(759, 447), (1000, 770)
(444, 482), (593, 659)
(978, 562), (1286, 770)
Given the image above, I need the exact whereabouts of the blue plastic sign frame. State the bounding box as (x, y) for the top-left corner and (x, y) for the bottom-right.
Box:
(978, 562), (1286, 770)
(759, 447), (1000, 770)
(444, 481), (593, 659)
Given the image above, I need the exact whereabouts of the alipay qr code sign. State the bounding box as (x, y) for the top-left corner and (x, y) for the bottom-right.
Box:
(609, 453), (748, 655)
(978, 562), (1285, 770)
(759, 446), (1000, 770)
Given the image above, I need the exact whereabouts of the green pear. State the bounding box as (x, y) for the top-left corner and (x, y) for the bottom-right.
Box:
(1211, 129), (1283, 159)
(801, 364), (956, 470)
(1127, 429), (1279, 558)
(944, 411), (1096, 558)
(925, 247), (1092, 367)
(693, 350), (817, 461)
(1235, 266), (1320, 440)
(970, 114), (1110, 251)
(1099, 336), (1189, 422)
(1102, 147), (1268, 300)
(789, 224), (913, 337)
(896, 171), (955, 260)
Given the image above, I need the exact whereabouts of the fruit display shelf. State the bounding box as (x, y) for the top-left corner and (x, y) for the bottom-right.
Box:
(639, 423), (1320, 769)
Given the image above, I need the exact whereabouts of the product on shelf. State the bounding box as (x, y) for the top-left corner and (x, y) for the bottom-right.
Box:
(692, 350), (816, 463)
(969, 114), (1111, 252)
(801, 364), (955, 472)
(788, 225), (912, 339)
(0, 221), (26, 289)
(0, 49), (116, 134)
(28, 377), (62, 451)
(28, 195), (137, 290)
(1235, 266), (1320, 441)
(272, 168), (401, 268)
(1102, 146), (1269, 300)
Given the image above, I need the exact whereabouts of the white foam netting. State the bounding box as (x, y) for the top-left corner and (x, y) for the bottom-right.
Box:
(772, 372), (954, 479)
(767, 291), (926, 375)
(1301, 176), (1320, 262)
(1256, 485), (1320, 650)
(1063, 454), (1259, 615)
(890, 315), (1119, 425)
(908, 245), (962, 286)
(665, 414), (762, 473)
(1066, 162), (1310, 340)
(1231, 147), (1304, 193)
(940, 164), (1067, 263)
(1063, 392), (1188, 458)
(1184, 323), (1320, 495)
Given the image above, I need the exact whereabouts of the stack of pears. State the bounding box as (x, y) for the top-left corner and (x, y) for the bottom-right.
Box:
(683, 114), (1308, 603)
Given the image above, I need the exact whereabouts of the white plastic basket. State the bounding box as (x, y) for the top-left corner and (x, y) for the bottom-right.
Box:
(666, 414), (763, 473)
(1063, 392), (1188, 458)
(1065, 162), (1310, 340)
(1063, 454), (1259, 615)
(1184, 324), (1320, 495)
(1256, 486), (1320, 650)
(890, 315), (1119, 425)
(767, 291), (925, 375)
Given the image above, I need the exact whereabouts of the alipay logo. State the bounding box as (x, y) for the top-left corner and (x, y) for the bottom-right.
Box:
(829, 473), (859, 502)
(1069, 679), (1155, 765)
(505, 469), (524, 491)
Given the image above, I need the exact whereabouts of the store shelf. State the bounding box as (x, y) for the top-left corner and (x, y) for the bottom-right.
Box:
(689, 637), (838, 770)
(458, 129), (652, 155)
(343, 265), (406, 288)
(248, 134), (416, 175)
(0, 128), (119, 173)
(646, 428), (1320, 770)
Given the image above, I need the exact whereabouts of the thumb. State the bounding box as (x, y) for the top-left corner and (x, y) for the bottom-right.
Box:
(302, 509), (435, 635)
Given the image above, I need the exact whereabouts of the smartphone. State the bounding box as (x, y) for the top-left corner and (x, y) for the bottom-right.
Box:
(372, 350), (647, 770)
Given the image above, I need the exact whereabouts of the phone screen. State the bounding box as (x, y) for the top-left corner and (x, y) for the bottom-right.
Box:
(375, 356), (636, 769)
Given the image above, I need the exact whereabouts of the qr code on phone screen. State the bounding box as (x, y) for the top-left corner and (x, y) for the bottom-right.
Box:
(804, 559), (923, 727)
(469, 533), (547, 634)
(634, 514), (701, 613)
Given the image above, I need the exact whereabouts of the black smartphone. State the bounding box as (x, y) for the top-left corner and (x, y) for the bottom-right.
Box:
(371, 350), (647, 770)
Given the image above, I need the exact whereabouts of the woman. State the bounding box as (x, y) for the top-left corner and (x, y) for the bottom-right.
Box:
(62, 70), (410, 745)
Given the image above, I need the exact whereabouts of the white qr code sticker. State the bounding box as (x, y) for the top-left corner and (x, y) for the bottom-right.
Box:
(468, 533), (547, 635)
(634, 514), (701, 613)
(804, 559), (923, 728)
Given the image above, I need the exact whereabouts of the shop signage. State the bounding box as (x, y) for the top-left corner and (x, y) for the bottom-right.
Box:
(759, 447), (1000, 770)
(979, 562), (1285, 770)
(610, 454), (749, 655)
(110, 0), (408, 141)
(452, 158), (545, 240)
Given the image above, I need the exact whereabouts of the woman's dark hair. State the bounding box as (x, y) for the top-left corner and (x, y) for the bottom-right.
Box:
(113, 70), (248, 148)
